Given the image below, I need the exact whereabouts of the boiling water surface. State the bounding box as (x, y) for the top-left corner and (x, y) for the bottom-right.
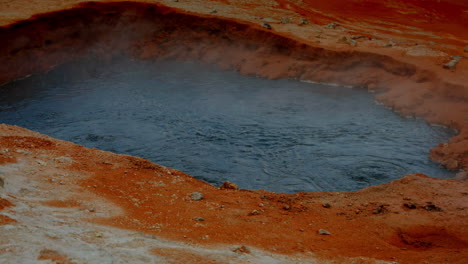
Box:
(0, 59), (455, 193)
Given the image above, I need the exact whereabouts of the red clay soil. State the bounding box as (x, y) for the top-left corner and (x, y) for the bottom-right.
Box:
(287, 0), (468, 47)
(0, 1), (467, 263)
(0, 125), (467, 263)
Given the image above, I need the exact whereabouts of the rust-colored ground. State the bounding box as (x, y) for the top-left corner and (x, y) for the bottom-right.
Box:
(0, 1), (467, 263)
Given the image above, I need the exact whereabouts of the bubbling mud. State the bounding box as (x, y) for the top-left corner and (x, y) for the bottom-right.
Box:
(0, 58), (455, 192)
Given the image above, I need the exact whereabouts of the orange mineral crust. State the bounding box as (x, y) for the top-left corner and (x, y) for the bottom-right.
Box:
(0, 1), (467, 263)
(0, 125), (467, 263)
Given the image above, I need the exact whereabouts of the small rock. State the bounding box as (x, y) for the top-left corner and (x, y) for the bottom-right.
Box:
(300, 19), (309, 25)
(318, 229), (331, 235)
(232, 245), (251, 254)
(443, 56), (462, 70)
(248, 210), (260, 216)
(280, 17), (290, 24)
(315, 33), (322, 38)
(351, 35), (367, 40)
(261, 22), (272, 29)
(190, 192), (204, 201)
(337, 36), (348, 44)
(384, 41), (396, 47)
(16, 149), (29, 155)
(348, 39), (358, 47)
(403, 203), (418, 209)
(193, 217), (205, 221)
(324, 22), (339, 29)
(464, 45), (468, 53)
(425, 202), (442, 212)
(322, 203), (331, 208)
(337, 37), (357, 46)
(403, 202), (417, 209)
(95, 232), (104, 238)
(36, 160), (47, 166)
(0, 177), (4, 188)
(210, 9), (217, 14)
(283, 204), (291, 211)
(220, 181), (238, 190)
(373, 205), (387, 214)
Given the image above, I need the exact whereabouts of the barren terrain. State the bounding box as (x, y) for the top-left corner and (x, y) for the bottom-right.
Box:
(0, 1), (467, 263)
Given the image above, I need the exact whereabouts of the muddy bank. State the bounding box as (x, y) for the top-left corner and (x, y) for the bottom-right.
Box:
(0, 1), (466, 171)
(0, 124), (467, 263)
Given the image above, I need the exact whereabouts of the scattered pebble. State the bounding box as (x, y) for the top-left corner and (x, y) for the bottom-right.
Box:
(232, 245), (251, 254)
(0, 177), (4, 188)
(443, 56), (462, 70)
(300, 19), (309, 25)
(351, 35), (367, 40)
(36, 160), (47, 166)
(261, 22), (272, 29)
(403, 202), (417, 209)
(280, 17), (290, 24)
(248, 210), (260, 216)
(193, 217), (205, 221)
(322, 203), (331, 208)
(283, 204), (291, 211)
(384, 41), (396, 47)
(425, 202), (442, 212)
(210, 9), (217, 14)
(337, 36), (357, 46)
(220, 181), (238, 190)
(318, 229), (331, 235)
(324, 22), (339, 29)
(373, 205), (387, 214)
(190, 192), (204, 201)
(15, 149), (29, 155)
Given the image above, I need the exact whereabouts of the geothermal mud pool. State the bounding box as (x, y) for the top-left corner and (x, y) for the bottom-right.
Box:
(0, 1), (467, 263)
(0, 58), (455, 192)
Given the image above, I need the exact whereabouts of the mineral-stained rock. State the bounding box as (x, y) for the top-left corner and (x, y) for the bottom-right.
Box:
(232, 245), (251, 254)
(261, 22), (272, 29)
(220, 181), (238, 190)
(190, 192), (204, 201)
(443, 56), (462, 70)
(318, 229), (331, 235)
(324, 22), (339, 29)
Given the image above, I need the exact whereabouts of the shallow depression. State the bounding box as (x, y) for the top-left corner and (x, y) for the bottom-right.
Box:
(0, 58), (455, 192)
